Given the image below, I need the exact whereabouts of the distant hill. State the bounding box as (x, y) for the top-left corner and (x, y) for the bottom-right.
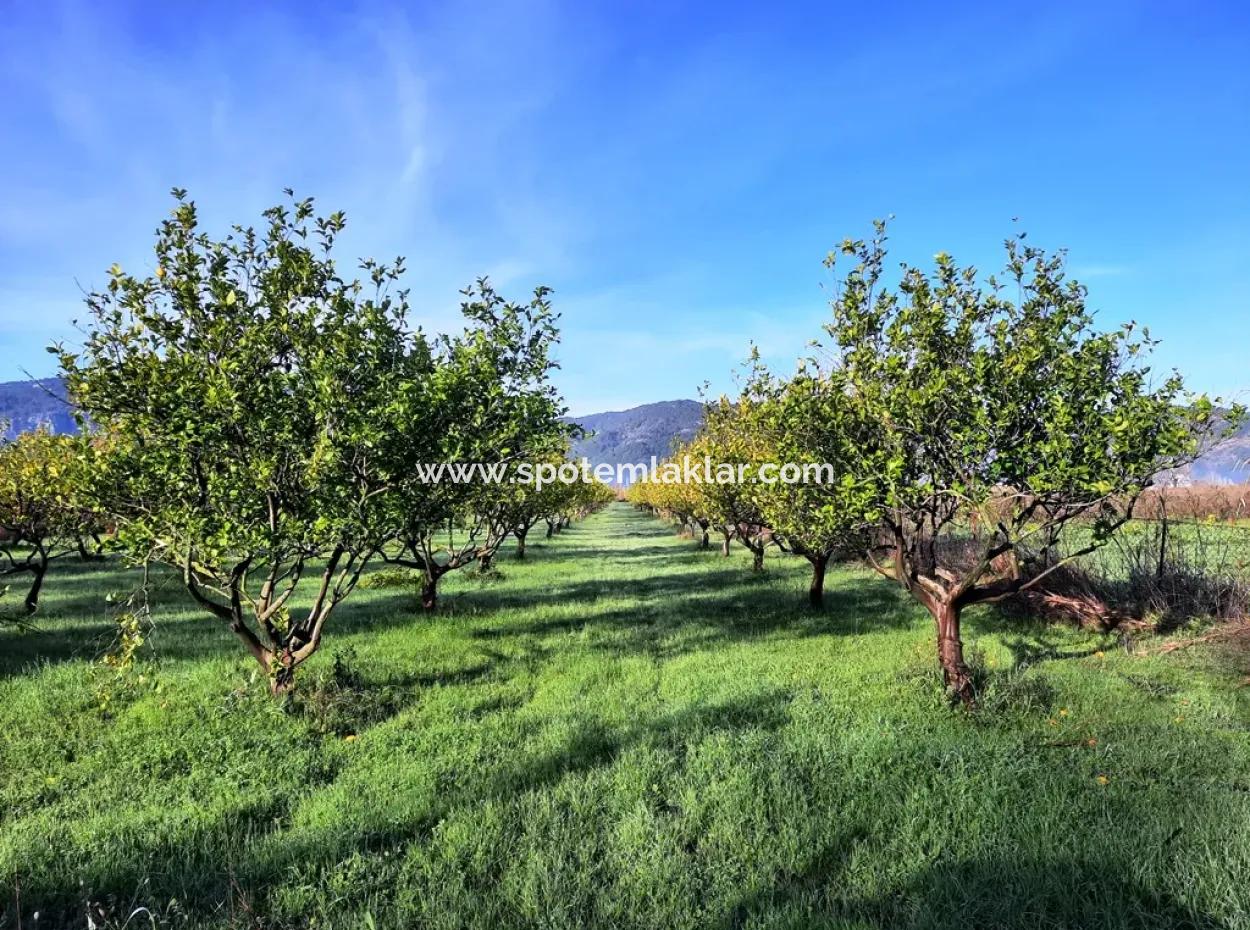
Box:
(567, 400), (703, 477)
(1182, 418), (1250, 485)
(0, 377), (76, 439)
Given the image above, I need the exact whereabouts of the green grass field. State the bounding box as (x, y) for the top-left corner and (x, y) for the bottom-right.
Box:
(3, 503), (1249, 929)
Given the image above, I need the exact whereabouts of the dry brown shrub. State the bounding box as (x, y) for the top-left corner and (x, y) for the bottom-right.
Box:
(1002, 512), (1250, 633)
(1135, 483), (1250, 522)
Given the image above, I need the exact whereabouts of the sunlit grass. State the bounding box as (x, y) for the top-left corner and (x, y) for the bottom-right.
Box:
(2, 504), (1248, 928)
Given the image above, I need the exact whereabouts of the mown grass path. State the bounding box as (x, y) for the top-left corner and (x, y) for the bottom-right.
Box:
(2, 504), (1249, 928)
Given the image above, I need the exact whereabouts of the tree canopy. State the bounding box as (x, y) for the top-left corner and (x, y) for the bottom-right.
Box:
(816, 223), (1229, 702)
(0, 428), (97, 614)
(58, 190), (572, 691)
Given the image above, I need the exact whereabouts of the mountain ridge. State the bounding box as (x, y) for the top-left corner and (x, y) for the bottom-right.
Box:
(566, 399), (703, 474)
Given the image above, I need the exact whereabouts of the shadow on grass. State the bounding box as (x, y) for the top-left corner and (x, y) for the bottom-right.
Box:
(730, 855), (1230, 929)
(467, 572), (917, 656)
(5, 509), (1242, 929)
(243, 686), (797, 899)
(4, 508), (834, 678)
(15, 688), (795, 925)
(0, 564), (447, 678)
(963, 608), (1111, 670)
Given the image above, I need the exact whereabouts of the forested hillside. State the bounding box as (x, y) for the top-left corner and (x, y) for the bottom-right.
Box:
(568, 399), (702, 472)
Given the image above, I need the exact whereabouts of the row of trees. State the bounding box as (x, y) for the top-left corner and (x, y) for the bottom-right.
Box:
(632, 224), (1232, 704)
(0, 428), (106, 614)
(0, 190), (612, 693)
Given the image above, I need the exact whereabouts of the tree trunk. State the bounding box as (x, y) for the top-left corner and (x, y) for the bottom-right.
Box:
(24, 557), (48, 615)
(546, 520), (555, 538)
(699, 525), (709, 549)
(516, 527), (528, 559)
(270, 661), (296, 696)
(421, 575), (439, 610)
(479, 551), (493, 573)
(934, 599), (975, 706)
(720, 529), (732, 557)
(76, 536), (103, 562)
(808, 554), (828, 608)
(752, 546), (764, 572)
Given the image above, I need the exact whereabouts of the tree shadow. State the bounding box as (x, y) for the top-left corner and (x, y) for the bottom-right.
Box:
(250, 686), (796, 886)
(729, 855), (1232, 929)
(996, 634), (1104, 669)
(962, 607), (1110, 670)
(0, 566), (463, 679)
(466, 572), (918, 660)
(536, 542), (697, 560)
(13, 688), (795, 925)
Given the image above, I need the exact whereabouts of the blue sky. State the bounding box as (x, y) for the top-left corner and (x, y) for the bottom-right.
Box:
(1, 1), (1247, 414)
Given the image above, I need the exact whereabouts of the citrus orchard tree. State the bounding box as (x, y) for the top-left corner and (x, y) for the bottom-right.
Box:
(498, 455), (614, 560)
(681, 432), (736, 555)
(692, 395), (779, 569)
(568, 474), (618, 517)
(506, 458), (568, 560)
(627, 464), (688, 534)
(0, 428), (98, 614)
(379, 281), (572, 606)
(738, 366), (876, 607)
(820, 224), (1228, 703)
(672, 470), (712, 549)
(61, 191), (448, 692)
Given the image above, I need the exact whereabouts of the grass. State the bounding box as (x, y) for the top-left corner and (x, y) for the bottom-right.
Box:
(2, 503), (1249, 929)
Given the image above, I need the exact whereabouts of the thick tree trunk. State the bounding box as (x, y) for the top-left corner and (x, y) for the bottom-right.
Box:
(270, 661), (296, 696)
(934, 599), (975, 706)
(752, 546), (765, 572)
(479, 551), (493, 573)
(808, 554), (828, 608)
(24, 558), (48, 615)
(422, 575), (439, 610)
(720, 529), (732, 557)
(515, 527), (528, 559)
(226, 616), (278, 689)
(699, 525), (709, 549)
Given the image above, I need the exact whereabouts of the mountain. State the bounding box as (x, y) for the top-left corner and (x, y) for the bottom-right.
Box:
(567, 400), (703, 477)
(0, 377), (76, 439)
(1182, 423), (1250, 485)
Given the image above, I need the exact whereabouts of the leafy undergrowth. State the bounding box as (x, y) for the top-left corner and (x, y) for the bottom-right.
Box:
(2, 505), (1249, 929)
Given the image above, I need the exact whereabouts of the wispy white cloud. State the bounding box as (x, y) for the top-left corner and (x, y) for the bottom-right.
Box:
(0, 0), (593, 381)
